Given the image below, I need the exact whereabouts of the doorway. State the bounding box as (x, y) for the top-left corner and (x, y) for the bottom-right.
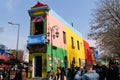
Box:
(35, 56), (42, 77)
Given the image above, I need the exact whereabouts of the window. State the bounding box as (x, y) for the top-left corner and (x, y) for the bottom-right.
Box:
(63, 31), (66, 44)
(34, 22), (44, 35)
(72, 57), (75, 64)
(77, 41), (80, 50)
(79, 58), (81, 66)
(80, 43), (82, 50)
(71, 37), (74, 48)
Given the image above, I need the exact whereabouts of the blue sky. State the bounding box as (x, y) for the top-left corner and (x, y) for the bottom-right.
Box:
(0, 0), (97, 50)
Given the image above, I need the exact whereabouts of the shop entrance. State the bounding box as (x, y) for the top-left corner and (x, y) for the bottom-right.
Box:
(35, 56), (42, 77)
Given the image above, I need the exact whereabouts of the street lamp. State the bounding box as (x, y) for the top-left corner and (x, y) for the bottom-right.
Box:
(8, 22), (20, 60)
(47, 25), (59, 70)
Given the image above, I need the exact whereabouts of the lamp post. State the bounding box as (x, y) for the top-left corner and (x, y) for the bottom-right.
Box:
(8, 22), (20, 60)
(47, 25), (59, 71)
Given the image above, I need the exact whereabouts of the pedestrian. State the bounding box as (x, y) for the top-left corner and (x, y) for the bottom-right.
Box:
(13, 69), (22, 80)
(47, 70), (54, 80)
(81, 62), (99, 80)
(99, 64), (107, 80)
(93, 64), (101, 76)
(74, 67), (81, 80)
(61, 67), (67, 78)
(67, 68), (72, 80)
(54, 67), (67, 80)
(22, 69), (26, 80)
(5, 67), (10, 80)
(106, 61), (119, 80)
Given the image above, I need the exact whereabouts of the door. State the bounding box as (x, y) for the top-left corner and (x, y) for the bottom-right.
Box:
(35, 56), (42, 77)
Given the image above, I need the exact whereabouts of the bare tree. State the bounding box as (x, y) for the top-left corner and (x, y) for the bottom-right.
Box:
(88, 0), (120, 58)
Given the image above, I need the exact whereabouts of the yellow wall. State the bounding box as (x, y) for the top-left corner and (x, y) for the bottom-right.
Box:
(29, 53), (47, 78)
(34, 10), (44, 15)
(31, 9), (49, 16)
(65, 27), (85, 68)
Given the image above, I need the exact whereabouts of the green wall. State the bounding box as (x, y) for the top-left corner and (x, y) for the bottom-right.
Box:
(46, 45), (67, 71)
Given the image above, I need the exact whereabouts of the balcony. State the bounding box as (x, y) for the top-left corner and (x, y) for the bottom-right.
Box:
(27, 34), (46, 45)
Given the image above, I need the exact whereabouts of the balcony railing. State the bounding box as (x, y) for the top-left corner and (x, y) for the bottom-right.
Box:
(27, 34), (46, 45)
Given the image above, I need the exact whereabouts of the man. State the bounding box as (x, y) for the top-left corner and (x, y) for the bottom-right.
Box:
(106, 61), (119, 80)
(81, 62), (99, 80)
(74, 67), (81, 80)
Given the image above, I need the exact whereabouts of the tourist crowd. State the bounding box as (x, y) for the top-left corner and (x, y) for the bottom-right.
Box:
(47, 61), (120, 80)
(0, 60), (119, 80)
(0, 62), (28, 80)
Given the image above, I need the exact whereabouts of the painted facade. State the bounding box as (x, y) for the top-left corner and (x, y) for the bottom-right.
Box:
(27, 2), (67, 78)
(90, 47), (99, 64)
(27, 2), (93, 78)
(66, 27), (85, 68)
(48, 10), (85, 68)
(83, 40), (93, 64)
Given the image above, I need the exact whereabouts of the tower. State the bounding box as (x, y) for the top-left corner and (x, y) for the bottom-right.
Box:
(27, 2), (49, 78)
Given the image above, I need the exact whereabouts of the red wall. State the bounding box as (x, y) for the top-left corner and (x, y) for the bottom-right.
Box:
(84, 40), (93, 64)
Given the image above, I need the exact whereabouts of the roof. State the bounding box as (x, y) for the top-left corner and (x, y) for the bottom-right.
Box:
(49, 10), (83, 38)
(32, 1), (48, 8)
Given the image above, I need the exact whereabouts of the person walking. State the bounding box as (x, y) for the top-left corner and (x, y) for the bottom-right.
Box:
(81, 62), (99, 80)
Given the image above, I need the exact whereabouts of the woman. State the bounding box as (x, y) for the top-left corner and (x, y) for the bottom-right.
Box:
(54, 67), (67, 80)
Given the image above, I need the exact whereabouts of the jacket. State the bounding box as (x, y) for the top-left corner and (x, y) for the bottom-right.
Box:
(81, 71), (99, 80)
